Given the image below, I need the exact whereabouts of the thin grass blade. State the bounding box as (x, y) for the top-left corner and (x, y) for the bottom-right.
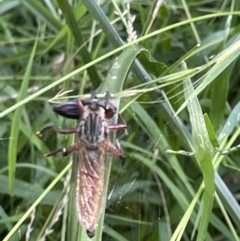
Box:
(57, 0), (100, 87)
(8, 38), (38, 194)
(182, 61), (215, 241)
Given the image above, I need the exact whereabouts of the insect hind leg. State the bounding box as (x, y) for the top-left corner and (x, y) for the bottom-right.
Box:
(107, 141), (126, 160)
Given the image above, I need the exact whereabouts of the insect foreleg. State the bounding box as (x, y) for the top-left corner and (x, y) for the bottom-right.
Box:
(36, 124), (77, 137)
(108, 124), (126, 130)
(37, 125), (79, 158)
(77, 98), (88, 112)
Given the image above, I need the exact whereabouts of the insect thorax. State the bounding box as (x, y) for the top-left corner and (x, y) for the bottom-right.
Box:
(78, 106), (108, 149)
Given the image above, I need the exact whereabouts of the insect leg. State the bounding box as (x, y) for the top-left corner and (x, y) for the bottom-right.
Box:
(36, 124), (77, 137)
(44, 148), (64, 157)
(37, 125), (79, 157)
(44, 143), (79, 157)
(105, 91), (111, 101)
(108, 124), (126, 130)
(108, 114), (128, 152)
(77, 92), (98, 112)
(63, 143), (79, 156)
(109, 113), (128, 134)
(77, 99), (86, 112)
(107, 141), (126, 160)
(108, 124), (127, 148)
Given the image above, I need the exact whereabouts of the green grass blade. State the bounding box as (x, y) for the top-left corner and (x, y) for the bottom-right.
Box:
(210, 67), (231, 134)
(7, 38), (38, 194)
(219, 101), (240, 141)
(182, 62), (215, 241)
(82, 0), (123, 47)
(99, 45), (145, 93)
(215, 173), (240, 226)
(0, 0), (19, 15)
(204, 114), (219, 148)
(177, 38), (240, 115)
(20, 0), (62, 31)
(57, 0), (100, 87)
(2, 163), (71, 241)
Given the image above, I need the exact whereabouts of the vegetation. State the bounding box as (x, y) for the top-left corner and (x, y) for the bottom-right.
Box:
(0, 0), (239, 240)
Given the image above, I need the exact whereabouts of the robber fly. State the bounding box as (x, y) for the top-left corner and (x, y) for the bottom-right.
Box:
(37, 92), (128, 238)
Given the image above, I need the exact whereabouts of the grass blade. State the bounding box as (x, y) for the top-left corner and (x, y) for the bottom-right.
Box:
(8, 37), (38, 194)
(182, 61), (215, 241)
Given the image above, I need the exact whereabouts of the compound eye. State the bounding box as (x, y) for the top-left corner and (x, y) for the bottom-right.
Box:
(105, 106), (116, 119)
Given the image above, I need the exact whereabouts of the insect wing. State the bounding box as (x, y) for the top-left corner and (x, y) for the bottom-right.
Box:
(74, 142), (108, 236)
